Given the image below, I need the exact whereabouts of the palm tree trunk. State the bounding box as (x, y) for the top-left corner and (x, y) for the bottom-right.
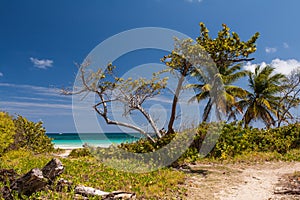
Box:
(203, 98), (213, 122)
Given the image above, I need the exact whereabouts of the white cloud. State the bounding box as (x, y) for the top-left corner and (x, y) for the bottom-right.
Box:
(244, 62), (267, 73)
(0, 101), (72, 110)
(265, 47), (277, 54)
(0, 83), (60, 97)
(0, 83), (78, 119)
(283, 42), (289, 49)
(270, 59), (300, 75)
(0, 72), (3, 77)
(185, 0), (203, 3)
(30, 57), (53, 69)
(244, 58), (300, 75)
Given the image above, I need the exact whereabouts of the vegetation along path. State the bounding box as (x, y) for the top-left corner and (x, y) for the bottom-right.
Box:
(184, 162), (300, 200)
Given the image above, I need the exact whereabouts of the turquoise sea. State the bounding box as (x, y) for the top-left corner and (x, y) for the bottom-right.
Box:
(46, 133), (143, 149)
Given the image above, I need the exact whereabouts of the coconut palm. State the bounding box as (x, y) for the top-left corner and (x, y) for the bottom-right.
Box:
(187, 23), (259, 122)
(189, 63), (248, 122)
(238, 65), (286, 128)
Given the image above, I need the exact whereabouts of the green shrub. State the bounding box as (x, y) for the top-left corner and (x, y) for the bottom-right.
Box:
(115, 122), (300, 163)
(9, 115), (54, 153)
(0, 112), (16, 155)
(119, 133), (176, 153)
(91, 131), (198, 170)
(69, 148), (92, 158)
(83, 121), (300, 166)
(207, 122), (300, 160)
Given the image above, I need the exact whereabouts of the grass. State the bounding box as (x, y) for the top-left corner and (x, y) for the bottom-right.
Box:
(0, 150), (186, 199)
(1, 148), (300, 199)
(193, 148), (300, 165)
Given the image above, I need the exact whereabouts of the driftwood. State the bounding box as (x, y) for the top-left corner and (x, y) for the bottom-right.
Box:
(9, 158), (64, 196)
(75, 185), (135, 199)
(10, 168), (48, 196)
(56, 178), (73, 192)
(42, 158), (64, 182)
(1, 186), (13, 200)
(1, 158), (134, 199)
(109, 191), (136, 199)
(75, 185), (110, 197)
(0, 169), (19, 185)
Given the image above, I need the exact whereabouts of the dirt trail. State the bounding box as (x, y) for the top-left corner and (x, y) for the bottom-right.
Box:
(53, 149), (72, 158)
(185, 162), (300, 200)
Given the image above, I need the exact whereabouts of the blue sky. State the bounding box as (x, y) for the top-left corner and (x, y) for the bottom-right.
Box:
(1, 0), (300, 132)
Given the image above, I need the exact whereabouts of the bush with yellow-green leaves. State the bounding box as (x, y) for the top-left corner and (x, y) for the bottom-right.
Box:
(0, 111), (54, 156)
(0, 112), (16, 155)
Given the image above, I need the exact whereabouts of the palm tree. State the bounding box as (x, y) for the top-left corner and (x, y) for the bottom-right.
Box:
(238, 65), (286, 128)
(189, 63), (248, 122)
(187, 23), (259, 122)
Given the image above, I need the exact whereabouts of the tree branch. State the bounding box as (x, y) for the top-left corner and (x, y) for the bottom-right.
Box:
(230, 58), (255, 63)
(136, 105), (162, 138)
(94, 94), (156, 143)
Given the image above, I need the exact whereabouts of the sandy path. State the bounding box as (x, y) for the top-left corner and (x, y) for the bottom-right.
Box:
(53, 149), (72, 158)
(185, 162), (300, 200)
(219, 162), (300, 200)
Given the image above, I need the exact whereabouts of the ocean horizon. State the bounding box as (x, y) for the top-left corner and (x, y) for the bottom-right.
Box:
(46, 132), (143, 149)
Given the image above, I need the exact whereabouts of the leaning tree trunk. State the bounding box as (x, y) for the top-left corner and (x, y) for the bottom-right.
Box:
(167, 63), (190, 134)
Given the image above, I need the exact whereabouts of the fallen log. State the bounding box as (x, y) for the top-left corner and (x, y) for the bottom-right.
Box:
(10, 168), (48, 196)
(75, 185), (110, 197)
(1, 186), (13, 200)
(0, 169), (19, 185)
(109, 191), (136, 199)
(56, 178), (73, 192)
(74, 186), (136, 199)
(42, 158), (64, 182)
(9, 159), (64, 196)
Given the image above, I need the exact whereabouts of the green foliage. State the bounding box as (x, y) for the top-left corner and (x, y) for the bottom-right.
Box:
(206, 122), (300, 160)
(115, 122), (300, 163)
(119, 133), (176, 153)
(89, 130), (200, 172)
(197, 22), (259, 68)
(196, 23), (259, 121)
(169, 23), (260, 122)
(69, 148), (92, 158)
(0, 112), (54, 155)
(0, 150), (50, 174)
(239, 65), (286, 127)
(0, 112), (16, 155)
(9, 115), (54, 153)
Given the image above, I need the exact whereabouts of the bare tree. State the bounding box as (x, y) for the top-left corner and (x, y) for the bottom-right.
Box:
(63, 62), (168, 143)
(277, 68), (300, 127)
